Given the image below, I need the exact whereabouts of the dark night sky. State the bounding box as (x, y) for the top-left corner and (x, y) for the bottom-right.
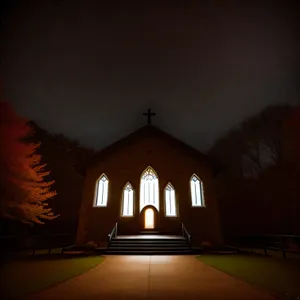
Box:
(1, 1), (299, 152)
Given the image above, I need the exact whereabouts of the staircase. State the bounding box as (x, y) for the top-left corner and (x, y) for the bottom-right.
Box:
(106, 235), (191, 255)
(104, 222), (201, 255)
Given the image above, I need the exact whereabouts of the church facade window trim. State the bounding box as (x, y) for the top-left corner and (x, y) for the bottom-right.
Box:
(139, 166), (159, 212)
(94, 174), (109, 207)
(164, 183), (177, 217)
(121, 182), (134, 217)
(190, 174), (205, 207)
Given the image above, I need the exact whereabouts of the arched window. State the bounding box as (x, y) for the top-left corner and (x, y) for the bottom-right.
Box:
(165, 183), (177, 216)
(140, 166), (159, 211)
(94, 174), (109, 206)
(190, 174), (205, 207)
(122, 182), (134, 216)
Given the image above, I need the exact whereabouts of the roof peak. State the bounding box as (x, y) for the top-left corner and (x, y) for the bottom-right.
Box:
(87, 124), (211, 168)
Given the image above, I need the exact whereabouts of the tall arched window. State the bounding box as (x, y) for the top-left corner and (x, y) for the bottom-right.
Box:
(94, 174), (109, 207)
(122, 182), (134, 216)
(190, 174), (205, 207)
(165, 183), (177, 216)
(140, 166), (159, 211)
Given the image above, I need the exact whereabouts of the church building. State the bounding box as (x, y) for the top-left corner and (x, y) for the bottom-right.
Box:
(76, 110), (223, 248)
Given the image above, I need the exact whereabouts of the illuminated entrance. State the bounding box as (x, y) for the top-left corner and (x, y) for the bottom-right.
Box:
(144, 208), (154, 229)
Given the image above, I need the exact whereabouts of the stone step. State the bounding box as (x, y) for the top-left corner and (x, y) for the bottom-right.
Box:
(112, 239), (186, 243)
(111, 240), (187, 244)
(109, 246), (189, 250)
(110, 244), (188, 248)
(139, 231), (161, 234)
(106, 249), (192, 255)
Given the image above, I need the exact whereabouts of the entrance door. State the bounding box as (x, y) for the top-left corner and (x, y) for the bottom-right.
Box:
(144, 208), (154, 229)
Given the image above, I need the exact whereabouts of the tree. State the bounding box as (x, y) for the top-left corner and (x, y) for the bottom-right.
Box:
(240, 105), (292, 171)
(26, 121), (95, 234)
(209, 104), (298, 236)
(210, 105), (292, 178)
(0, 101), (57, 224)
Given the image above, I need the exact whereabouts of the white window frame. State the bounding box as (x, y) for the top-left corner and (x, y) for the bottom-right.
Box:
(94, 174), (109, 207)
(190, 174), (205, 207)
(140, 166), (159, 212)
(165, 183), (177, 217)
(122, 182), (134, 217)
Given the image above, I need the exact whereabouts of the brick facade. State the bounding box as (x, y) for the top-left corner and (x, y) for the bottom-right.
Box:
(76, 126), (223, 247)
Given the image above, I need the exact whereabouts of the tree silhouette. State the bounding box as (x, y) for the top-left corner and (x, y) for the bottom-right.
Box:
(209, 104), (299, 236)
(0, 101), (57, 224)
(210, 105), (292, 178)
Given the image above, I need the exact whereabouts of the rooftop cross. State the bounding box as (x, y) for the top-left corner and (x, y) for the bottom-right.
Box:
(143, 108), (156, 125)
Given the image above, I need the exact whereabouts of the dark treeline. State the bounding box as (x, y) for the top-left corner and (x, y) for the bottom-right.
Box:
(209, 105), (300, 238)
(2, 100), (300, 242)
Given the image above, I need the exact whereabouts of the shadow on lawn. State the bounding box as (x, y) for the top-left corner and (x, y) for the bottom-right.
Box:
(0, 252), (105, 300)
(0, 251), (101, 267)
(198, 252), (300, 300)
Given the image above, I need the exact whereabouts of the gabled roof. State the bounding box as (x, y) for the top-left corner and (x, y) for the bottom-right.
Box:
(87, 125), (214, 169)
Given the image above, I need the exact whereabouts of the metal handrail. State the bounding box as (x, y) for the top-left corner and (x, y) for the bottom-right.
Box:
(181, 222), (191, 247)
(227, 234), (300, 258)
(108, 222), (118, 246)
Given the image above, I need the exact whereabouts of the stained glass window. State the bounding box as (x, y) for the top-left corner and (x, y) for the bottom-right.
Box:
(122, 183), (134, 216)
(140, 167), (159, 211)
(165, 183), (176, 216)
(95, 174), (109, 206)
(190, 174), (204, 207)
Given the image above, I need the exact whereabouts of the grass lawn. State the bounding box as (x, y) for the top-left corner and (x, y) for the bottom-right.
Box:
(0, 254), (105, 299)
(197, 253), (300, 299)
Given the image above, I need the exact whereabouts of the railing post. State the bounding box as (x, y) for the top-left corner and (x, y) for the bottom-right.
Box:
(182, 222), (191, 247)
(108, 223), (118, 248)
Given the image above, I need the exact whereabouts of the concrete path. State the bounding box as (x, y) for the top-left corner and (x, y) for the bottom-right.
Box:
(24, 255), (275, 300)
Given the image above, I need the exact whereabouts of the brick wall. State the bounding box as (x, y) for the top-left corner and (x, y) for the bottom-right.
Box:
(76, 129), (223, 247)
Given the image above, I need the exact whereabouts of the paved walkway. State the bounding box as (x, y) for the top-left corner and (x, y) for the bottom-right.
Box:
(24, 255), (275, 300)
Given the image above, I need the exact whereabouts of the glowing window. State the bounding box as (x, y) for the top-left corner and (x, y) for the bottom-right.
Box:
(94, 174), (109, 206)
(190, 174), (204, 207)
(165, 183), (177, 216)
(140, 166), (159, 212)
(122, 183), (134, 216)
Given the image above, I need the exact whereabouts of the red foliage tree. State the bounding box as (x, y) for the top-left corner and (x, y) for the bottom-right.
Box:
(0, 101), (57, 224)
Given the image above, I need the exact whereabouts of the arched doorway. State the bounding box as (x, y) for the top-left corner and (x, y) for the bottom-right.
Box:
(145, 207), (154, 229)
(139, 205), (158, 231)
